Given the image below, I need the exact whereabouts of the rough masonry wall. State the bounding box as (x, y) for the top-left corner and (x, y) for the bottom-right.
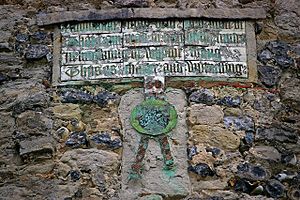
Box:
(0, 0), (299, 200)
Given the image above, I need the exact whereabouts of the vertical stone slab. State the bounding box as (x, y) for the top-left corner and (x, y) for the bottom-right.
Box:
(119, 89), (191, 199)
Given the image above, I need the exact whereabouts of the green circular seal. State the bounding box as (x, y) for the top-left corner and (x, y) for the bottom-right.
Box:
(130, 98), (178, 136)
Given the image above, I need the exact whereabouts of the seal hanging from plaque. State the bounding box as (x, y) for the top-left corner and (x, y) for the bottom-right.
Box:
(129, 76), (178, 180)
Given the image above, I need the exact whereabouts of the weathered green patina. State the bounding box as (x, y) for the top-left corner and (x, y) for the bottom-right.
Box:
(130, 98), (177, 136)
(53, 19), (258, 85)
(129, 97), (177, 179)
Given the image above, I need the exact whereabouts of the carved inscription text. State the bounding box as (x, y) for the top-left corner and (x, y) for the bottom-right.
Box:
(59, 20), (248, 81)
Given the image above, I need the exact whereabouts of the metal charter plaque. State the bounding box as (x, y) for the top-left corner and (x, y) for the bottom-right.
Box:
(53, 19), (257, 85)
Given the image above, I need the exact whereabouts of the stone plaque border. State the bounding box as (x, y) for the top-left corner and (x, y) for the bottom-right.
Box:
(42, 8), (266, 86)
(37, 8), (266, 25)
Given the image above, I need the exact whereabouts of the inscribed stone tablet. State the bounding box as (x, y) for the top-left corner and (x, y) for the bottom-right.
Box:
(53, 19), (257, 85)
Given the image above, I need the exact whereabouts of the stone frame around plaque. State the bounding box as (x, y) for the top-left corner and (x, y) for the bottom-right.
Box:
(49, 9), (262, 86)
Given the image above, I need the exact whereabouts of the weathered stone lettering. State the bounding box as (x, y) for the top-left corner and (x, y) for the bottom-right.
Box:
(58, 19), (250, 82)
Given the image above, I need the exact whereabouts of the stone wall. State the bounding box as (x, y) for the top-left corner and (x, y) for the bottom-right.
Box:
(0, 0), (299, 199)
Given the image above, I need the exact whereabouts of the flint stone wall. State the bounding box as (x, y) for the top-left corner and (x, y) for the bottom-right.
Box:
(0, 0), (299, 199)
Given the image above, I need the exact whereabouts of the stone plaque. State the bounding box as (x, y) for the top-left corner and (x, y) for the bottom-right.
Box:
(119, 89), (191, 199)
(53, 19), (257, 85)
